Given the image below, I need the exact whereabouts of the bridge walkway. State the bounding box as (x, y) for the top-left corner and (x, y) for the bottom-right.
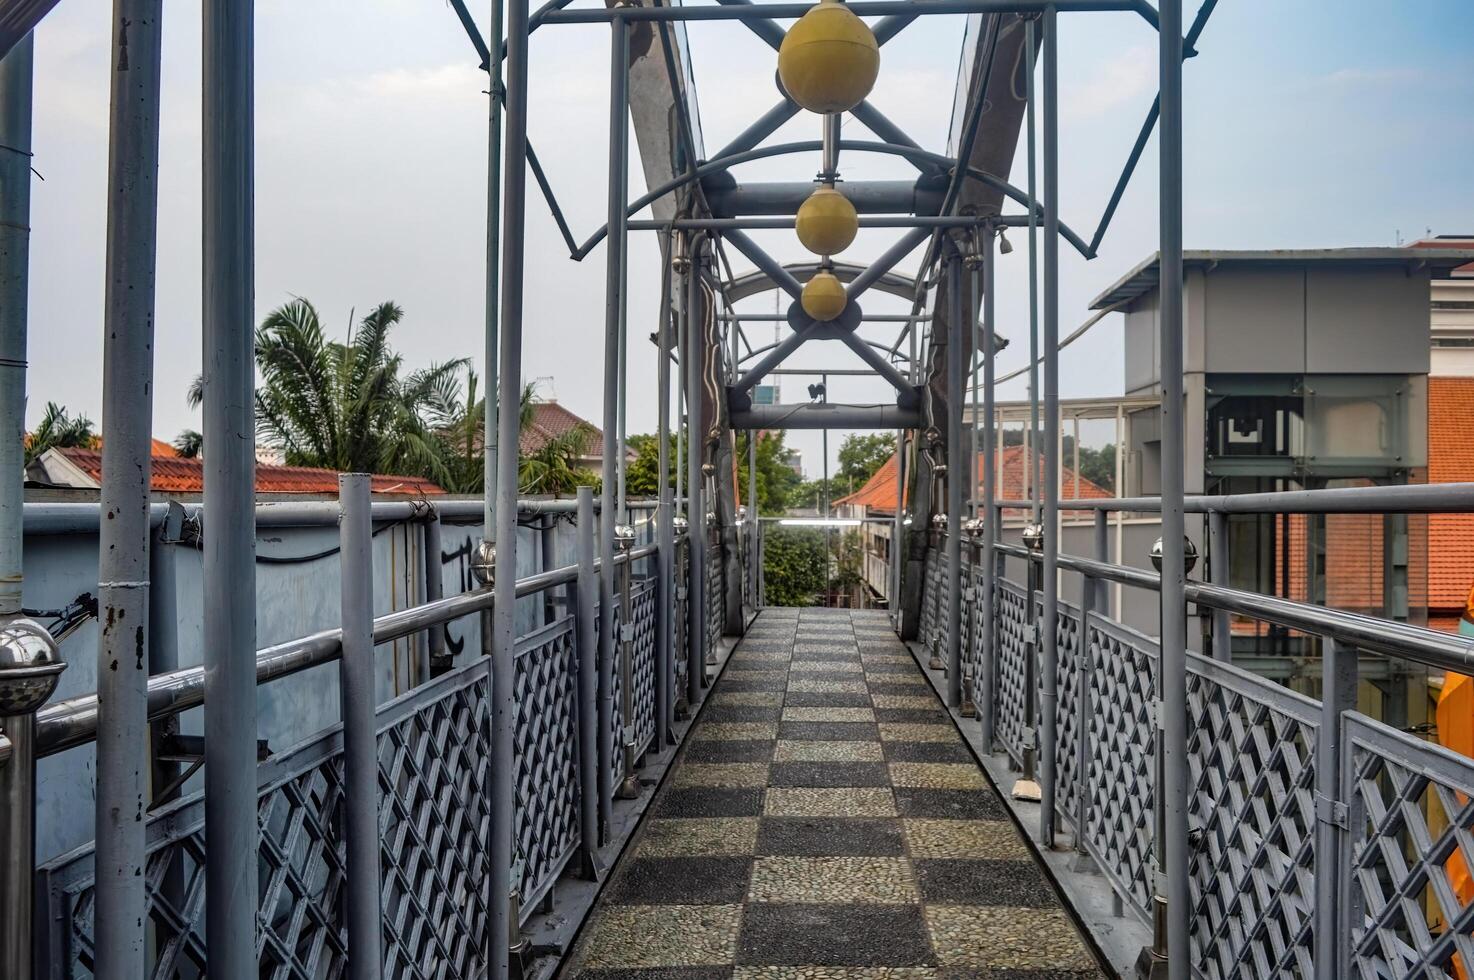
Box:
(563, 607), (1105, 980)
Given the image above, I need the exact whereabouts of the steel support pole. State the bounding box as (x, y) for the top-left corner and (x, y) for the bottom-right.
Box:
(338, 476), (383, 979)
(423, 511), (446, 675)
(490, 0), (531, 965)
(687, 238), (708, 704)
(945, 259), (964, 707)
(597, 14), (629, 837)
(1157, 0), (1189, 975)
(0, 38), (37, 980)
(748, 432), (758, 610)
(1038, 3), (1061, 848)
(202, 2), (259, 973)
(94, 5), (164, 968)
(1313, 636), (1356, 980)
(1025, 16), (1041, 524)
(1207, 511), (1230, 661)
(980, 233), (998, 753)
(483, 0), (504, 533)
(575, 486), (602, 873)
(1076, 509), (1108, 857)
(656, 293), (674, 743)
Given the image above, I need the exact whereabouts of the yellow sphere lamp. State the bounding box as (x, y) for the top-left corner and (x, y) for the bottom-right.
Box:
(796, 184), (858, 256)
(801, 270), (847, 322)
(777, 0), (880, 114)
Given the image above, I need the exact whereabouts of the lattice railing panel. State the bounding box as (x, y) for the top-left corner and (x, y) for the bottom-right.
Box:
(968, 564), (989, 714)
(628, 579), (658, 756)
(1082, 611), (1156, 920)
(1342, 712), (1474, 980)
(919, 547), (941, 648)
(513, 617), (582, 918)
(705, 540), (724, 659)
(1047, 598), (1083, 830)
(1185, 653), (1319, 980)
(674, 539), (690, 700)
(993, 578), (1031, 767)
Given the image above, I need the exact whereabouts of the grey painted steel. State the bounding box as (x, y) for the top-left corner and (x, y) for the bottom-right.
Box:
(1039, 4), (1060, 847)
(490, 0), (532, 964)
(0, 34), (35, 980)
(656, 237), (674, 746)
(93, 2), (164, 970)
(710, 97), (800, 162)
(980, 237), (998, 753)
(729, 403), (922, 430)
(596, 14), (629, 839)
(835, 329), (914, 394)
(575, 487), (600, 866)
(945, 260), (964, 708)
(732, 328), (808, 393)
(483, 0), (504, 532)
(1001, 482), (1474, 515)
(846, 226), (932, 302)
(704, 180), (940, 218)
(541, 0), (1155, 24)
(1157, 1), (1189, 975)
(686, 240), (707, 707)
(423, 511), (446, 672)
(1025, 17), (1041, 522)
(1314, 637), (1355, 980)
(1207, 510), (1229, 661)
(201, 1), (259, 973)
(722, 227), (804, 300)
(636, 215), (991, 230)
(338, 476), (383, 978)
(0, 34), (31, 620)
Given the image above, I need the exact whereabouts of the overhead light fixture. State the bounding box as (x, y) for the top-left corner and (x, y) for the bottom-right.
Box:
(807, 382), (827, 401)
(998, 228), (1013, 254)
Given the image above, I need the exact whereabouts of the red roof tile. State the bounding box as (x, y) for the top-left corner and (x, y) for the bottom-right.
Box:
(516, 401), (632, 461)
(58, 448), (444, 496)
(834, 445), (1111, 516)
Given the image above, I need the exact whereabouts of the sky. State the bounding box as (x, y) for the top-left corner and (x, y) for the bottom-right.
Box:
(21, 0), (1474, 482)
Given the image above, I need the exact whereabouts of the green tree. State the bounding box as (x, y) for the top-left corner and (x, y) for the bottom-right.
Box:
(836, 433), (896, 486)
(518, 419), (599, 495)
(786, 477), (846, 511)
(737, 430), (802, 514)
(624, 433), (671, 497)
(761, 526), (828, 606)
(24, 403), (98, 465)
(189, 299), (468, 486)
(173, 429), (203, 459)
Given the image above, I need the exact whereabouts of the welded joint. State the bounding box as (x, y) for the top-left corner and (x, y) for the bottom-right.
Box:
(619, 622), (636, 643)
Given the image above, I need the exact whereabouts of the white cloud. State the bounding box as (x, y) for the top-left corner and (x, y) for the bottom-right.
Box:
(1062, 43), (1155, 122)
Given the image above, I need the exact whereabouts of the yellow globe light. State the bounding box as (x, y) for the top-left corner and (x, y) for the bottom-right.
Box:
(801, 270), (847, 322)
(777, 0), (880, 114)
(796, 184), (858, 256)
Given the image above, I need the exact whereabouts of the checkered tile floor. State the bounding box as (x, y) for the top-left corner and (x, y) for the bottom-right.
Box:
(562, 608), (1105, 980)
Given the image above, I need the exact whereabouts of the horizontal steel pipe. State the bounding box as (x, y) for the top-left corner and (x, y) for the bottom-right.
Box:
(730, 403), (921, 430)
(22, 546), (656, 761)
(995, 481), (1474, 515)
(631, 216), (989, 231)
(541, 0), (1155, 25)
(704, 180), (942, 217)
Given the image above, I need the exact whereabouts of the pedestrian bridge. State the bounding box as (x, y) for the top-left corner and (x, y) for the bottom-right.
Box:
(2, 0), (1472, 978)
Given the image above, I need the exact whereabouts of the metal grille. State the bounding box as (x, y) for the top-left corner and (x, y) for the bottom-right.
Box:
(968, 564), (988, 713)
(1342, 712), (1474, 979)
(919, 547), (940, 646)
(705, 541), (723, 659)
(36, 661), (494, 980)
(628, 578), (658, 756)
(936, 549), (952, 665)
(1185, 653), (1319, 979)
(604, 598), (627, 790)
(1081, 611), (1157, 919)
(993, 578), (1031, 767)
(674, 539), (690, 700)
(513, 617), (582, 918)
(1049, 598), (1084, 830)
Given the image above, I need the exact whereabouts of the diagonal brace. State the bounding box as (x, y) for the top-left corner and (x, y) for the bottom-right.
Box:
(723, 228), (806, 300)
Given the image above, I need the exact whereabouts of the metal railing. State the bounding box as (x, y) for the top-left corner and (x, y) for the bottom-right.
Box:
(12, 486), (707, 980)
(915, 482), (1474, 980)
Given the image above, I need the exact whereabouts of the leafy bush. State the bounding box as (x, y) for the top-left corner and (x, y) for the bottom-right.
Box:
(761, 526), (828, 607)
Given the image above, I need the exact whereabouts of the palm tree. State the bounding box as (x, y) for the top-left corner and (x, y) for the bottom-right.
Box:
(189, 299), (467, 485)
(173, 429), (203, 459)
(24, 403), (99, 465)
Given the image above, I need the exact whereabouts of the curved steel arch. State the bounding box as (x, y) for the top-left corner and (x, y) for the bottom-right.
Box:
(570, 139), (1094, 261)
(723, 260), (918, 305)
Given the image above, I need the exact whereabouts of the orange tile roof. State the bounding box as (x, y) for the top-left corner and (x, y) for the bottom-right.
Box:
(833, 445), (1112, 516)
(516, 401), (633, 461)
(59, 448), (444, 496)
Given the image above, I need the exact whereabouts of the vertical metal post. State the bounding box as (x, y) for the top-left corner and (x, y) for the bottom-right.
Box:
(892, 432), (905, 614)
(969, 270), (981, 518)
(616, 530), (640, 797)
(1038, 2), (1061, 847)
(483, 0), (504, 533)
(1208, 510), (1230, 661)
(540, 515), (558, 625)
(575, 487), (602, 875)
(1024, 16), (1042, 525)
(423, 509), (446, 675)
(748, 432), (758, 611)
(202, 2), (259, 973)
(338, 475), (383, 980)
(597, 13), (630, 836)
(1157, 0), (1189, 974)
(687, 237), (707, 704)
(821, 112), (840, 179)
(0, 36), (45, 980)
(980, 232), (998, 753)
(491, 0), (531, 964)
(1076, 510), (1108, 858)
(945, 259), (964, 707)
(95, 10), (165, 963)
(1314, 637), (1356, 980)
(656, 243), (674, 747)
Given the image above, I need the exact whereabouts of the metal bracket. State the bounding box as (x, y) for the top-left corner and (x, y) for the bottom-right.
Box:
(1315, 792), (1348, 830)
(1149, 699), (1164, 731)
(619, 622), (636, 642)
(1019, 725), (1037, 747)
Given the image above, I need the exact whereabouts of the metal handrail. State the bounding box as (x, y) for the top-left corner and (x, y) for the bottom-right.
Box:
(994, 480), (1474, 515)
(3, 541), (661, 763)
(992, 541), (1474, 675)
